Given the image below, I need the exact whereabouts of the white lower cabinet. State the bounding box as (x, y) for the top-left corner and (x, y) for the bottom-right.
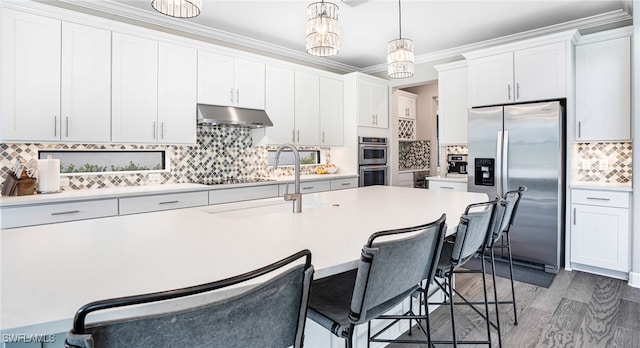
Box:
(427, 180), (467, 191)
(570, 189), (630, 277)
(396, 173), (414, 188)
(330, 177), (358, 191)
(279, 180), (331, 195)
(1, 199), (118, 229)
(119, 191), (208, 215)
(209, 185), (280, 205)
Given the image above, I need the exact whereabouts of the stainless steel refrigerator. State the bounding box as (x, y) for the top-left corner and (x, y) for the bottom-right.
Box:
(467, 101), (565, 273)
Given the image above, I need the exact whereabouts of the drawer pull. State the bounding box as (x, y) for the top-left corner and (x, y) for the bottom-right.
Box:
(586, 197), (611, 201)
(573, 207), (576, 225)
(441, 186), (455, 189)
(51, 210), (80, 216)
(159, 200), (180, 205)
(341, 183), (352, 186)
(302, 186), (314, 190)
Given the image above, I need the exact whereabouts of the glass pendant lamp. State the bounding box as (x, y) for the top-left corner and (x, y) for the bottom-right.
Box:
(151, 0), (202, 18)
(387, 0), (414, 79)
(306, 1), (340, 57)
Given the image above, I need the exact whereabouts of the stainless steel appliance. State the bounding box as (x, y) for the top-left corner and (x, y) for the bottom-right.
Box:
(447, 154), (468, 174)
(467, 101), (565, 273)
(358, 137), (389, 187)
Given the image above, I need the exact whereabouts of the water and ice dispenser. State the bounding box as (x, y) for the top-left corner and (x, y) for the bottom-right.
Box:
(474, 158), (495, 186)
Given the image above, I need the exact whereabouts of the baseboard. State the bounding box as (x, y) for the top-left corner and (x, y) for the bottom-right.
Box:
(629, 271), (640, 288)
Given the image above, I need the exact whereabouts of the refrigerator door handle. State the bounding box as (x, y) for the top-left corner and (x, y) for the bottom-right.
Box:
(502, 130), (509, 195)
(496, 131), (503, 196)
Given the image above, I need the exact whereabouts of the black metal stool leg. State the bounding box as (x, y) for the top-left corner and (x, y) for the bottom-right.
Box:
(490, 248), (503, 348)
(506, 232), (518, 325)
(480, 254), (493, 348)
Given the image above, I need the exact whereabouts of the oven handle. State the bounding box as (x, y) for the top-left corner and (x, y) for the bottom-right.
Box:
(359, 165), (389, 170)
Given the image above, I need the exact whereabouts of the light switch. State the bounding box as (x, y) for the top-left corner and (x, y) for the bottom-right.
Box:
(581, 159), (591, 170)
(599, 160), (608, 171)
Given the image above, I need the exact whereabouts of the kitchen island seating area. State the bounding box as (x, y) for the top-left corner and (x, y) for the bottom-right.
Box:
(307, 214), (448, 348)
(65, 250), (314, 348)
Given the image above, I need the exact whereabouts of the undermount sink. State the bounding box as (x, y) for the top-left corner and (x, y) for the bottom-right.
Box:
(204, 199), (332, 219)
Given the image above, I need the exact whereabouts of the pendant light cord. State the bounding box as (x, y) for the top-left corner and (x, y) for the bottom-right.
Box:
(398, 0), (402, 39)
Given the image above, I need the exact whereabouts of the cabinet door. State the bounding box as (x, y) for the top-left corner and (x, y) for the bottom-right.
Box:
(576, 37), (631, 141)
(112, 33), (158, 143)
(319, 76), (344, 146)
(234, 58), (265, 109)
(514, 42), (566, 102)
(1, 9), (61, 142)
(438, 67), (468, 145)
(197, 51), (235, 106)
(371, 83), (389, 128)
(294, 71), (320, 145)
(158, 42), (197, 144)
(264, 65), (295, 144)
(397, 94), (416, 119)
(571, 204), (629, 272)
(357, 80), (374, 127)
(468, 52), (513, 107)
(61, 22), (111, 143)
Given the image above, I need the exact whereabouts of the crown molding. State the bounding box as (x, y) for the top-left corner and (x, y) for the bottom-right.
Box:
(361, 9), (631, 75)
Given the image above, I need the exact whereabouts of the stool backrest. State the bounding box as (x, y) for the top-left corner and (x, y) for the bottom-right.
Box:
(450, 200), (498, 267)
(487, 186), (527, 246)
(65, 250), (314, 348)
(348, 214), (447, 325)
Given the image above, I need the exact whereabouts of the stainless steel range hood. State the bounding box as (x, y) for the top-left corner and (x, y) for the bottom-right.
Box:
(197, 104), (273, 128)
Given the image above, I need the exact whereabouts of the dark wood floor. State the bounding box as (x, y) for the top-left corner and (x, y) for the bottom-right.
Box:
(387, 269), (640, 348)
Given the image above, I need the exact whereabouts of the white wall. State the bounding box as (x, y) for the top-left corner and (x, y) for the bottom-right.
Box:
(630, 0), (639, 288)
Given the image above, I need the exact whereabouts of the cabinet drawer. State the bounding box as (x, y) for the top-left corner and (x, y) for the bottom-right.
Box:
(209, 185), (279, 205)
(119, 191), (208, 215)
(428, 181), (467, 191)
(1, 199), (118, 229)
(330, 177), (358, 190)
(571, 189), (629, 208)
(279, 180), (330, 195)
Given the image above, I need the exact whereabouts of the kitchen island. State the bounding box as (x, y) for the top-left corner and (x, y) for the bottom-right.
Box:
(0, 186), (487, 347)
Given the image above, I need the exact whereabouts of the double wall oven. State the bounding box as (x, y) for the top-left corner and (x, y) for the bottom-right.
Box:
(358, 137), (388, 187)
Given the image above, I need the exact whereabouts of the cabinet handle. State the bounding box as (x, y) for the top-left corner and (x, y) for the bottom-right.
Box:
(516, 83), (520, 100)
(441, 186), (455, 189)
(51, 210), (80, 216)
(65, 117), (69, 137)
(159, 200), (179, 205)
(341, 182), (352, 186)
(507, 84), (511, 100)
(586, 197), (611, 201)
(578, 121), (581, 138)
(160, 122), (164, 140)
(573, 207), (576, 225)
(236, 89), (240, 104)
(322, 131), (325, 143)
(230, 88), (234, 103)
(292, 129), (295, 143)
(296, 130), (300, 143)
(302, 186), (314, 190)
(152, 122), (156, 139)
(54, 116), (57, 137)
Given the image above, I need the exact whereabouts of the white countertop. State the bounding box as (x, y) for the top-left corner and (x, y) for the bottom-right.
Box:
(570, 181), (632, 192)
(0, 173), (358, 207)
(426, 175), (468, 183)
(398, 168), (430, 173)
(0, 186), (487, 334)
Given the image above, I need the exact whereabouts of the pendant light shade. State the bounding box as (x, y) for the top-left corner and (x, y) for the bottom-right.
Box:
(306, 1), (340, 57)
(151, 0), (202, 18)
(387, 0), (414, 79)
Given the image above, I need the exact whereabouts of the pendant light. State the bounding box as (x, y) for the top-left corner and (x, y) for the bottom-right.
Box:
(306, 1), (340, 57)
(151, 0), (202, 18)
(387, 0), (414, 79)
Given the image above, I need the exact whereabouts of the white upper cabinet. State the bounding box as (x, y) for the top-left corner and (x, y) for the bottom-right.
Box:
(111, 32), (159, 143)
(264, 65), (296, 144)
(319, 76), (344, 146)
(61, 22), (111, 143)
(294, 71), (320, 145)
(197, 51), (265, 110)
(396, 91), (417, 120)
(358, 79), (389, 128)
(467, 41), (567, 107)
(1, 9), (61, 142)
(435, 61), (468, 145)
(157, 42), (197, 144)
(575, 30), (631, 141)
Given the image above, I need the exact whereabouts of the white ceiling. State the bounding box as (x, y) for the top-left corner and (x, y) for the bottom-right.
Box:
(45, 0), (633, 73)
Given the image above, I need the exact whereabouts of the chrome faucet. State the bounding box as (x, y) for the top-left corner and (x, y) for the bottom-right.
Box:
(273, 144), (302, 213)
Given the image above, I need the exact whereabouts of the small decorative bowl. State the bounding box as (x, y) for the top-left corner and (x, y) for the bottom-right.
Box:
(326, 166), (339, 174)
